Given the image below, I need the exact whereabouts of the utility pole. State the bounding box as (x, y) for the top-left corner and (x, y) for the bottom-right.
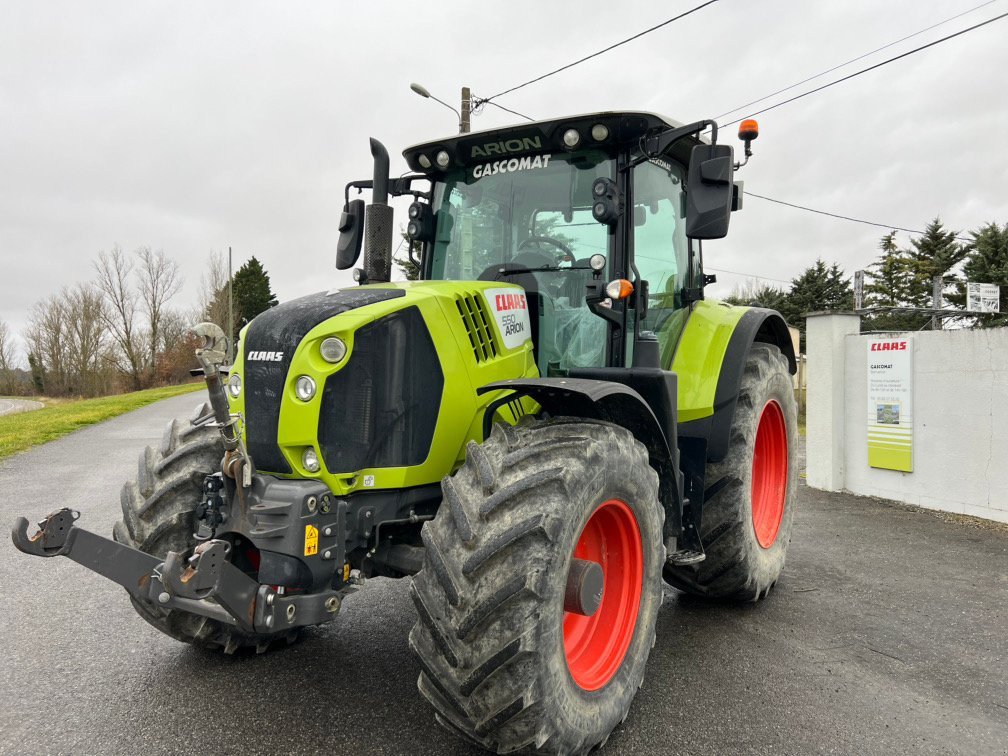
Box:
(460, 86), (471, 133)
(227, 246), (234, 363)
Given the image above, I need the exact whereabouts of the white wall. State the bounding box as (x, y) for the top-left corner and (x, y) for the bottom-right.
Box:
(807, 316), (1008, 524)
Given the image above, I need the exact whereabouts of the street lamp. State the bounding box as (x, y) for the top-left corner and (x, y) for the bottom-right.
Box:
(410, 82), (464, 132)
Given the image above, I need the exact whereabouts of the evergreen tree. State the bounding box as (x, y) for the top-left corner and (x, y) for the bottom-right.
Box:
(863, 231), (920, 332)
(949, 222), (1008, 327)
(233, 257), (278, 329)
(778, 259), (853, 351)
(394, 233), (421, 281)
(723, 281), (787, 310)
(905, 217), (966, 309)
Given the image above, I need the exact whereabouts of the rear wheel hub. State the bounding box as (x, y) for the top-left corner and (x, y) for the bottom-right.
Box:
(751, 399), (788, 549)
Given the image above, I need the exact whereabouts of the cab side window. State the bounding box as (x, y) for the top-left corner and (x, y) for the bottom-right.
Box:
(632, 159), (690, 356)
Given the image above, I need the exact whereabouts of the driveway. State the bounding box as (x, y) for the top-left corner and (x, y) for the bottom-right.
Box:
(1, 394), (1005, 754)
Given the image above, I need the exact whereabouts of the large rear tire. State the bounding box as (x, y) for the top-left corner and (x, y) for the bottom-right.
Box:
(664, 342), (798, 601)
(410, 418), (664, 754)
(113, 407), (298, 653)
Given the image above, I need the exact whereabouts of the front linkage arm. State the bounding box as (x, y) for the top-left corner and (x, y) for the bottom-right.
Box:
(11, 508), (344, 633)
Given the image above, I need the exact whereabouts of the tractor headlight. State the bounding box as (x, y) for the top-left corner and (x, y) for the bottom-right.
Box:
(418, 154), (432, 169)
(227, 373), (242, 398)
(320, 337), (347, 363)
(589, 254), (606, 272)
(302, 447), (320, 473)
(435, 150), (450, 168)
(295, 375), (317, 401)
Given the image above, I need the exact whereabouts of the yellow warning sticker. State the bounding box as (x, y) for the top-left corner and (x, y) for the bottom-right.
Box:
(304, 524), (319, 556)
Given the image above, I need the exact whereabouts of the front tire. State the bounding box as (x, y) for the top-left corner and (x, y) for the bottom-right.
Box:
(664, 342), (798, 601)
(410, 418), (664, 754)
(113, 408), (299, 653)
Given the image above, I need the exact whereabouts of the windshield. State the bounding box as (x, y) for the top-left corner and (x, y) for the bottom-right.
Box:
(429, 150), (612, 279)
(429, 150), (614, 372)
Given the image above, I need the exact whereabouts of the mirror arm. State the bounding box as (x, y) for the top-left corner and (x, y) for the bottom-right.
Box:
(629, 119), (719, 169)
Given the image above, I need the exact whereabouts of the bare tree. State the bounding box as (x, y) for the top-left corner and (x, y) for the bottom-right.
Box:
(199, 249), (230, 332)
(0, 318), (19, 394)
(25, 286), (113, 397)
(25, 293), (69, 394)
(95, 246), (146, 389)
(63, 284), (109, 396)
(137, 246), (182, 365)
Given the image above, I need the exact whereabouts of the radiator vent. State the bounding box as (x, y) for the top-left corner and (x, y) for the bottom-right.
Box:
(456, 294), (499, 363)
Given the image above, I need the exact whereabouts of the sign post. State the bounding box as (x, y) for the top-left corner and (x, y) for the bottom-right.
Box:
(866, 336), (913, 472)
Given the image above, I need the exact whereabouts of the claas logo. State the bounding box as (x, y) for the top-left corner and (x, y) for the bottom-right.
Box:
(494, 293), (527, 311)
(870, 341), (907, 352)
(247, 350), (284, 361)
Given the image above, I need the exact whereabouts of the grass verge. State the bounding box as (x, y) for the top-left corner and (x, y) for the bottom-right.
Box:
(0, 383), (203, 461)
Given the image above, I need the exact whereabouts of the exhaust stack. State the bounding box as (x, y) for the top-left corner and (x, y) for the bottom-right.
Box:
(363, 138), (393, 283)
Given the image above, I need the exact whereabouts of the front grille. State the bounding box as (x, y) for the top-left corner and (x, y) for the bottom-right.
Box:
(243, 287), (406, 474)
(456, 293), (499, 363)
(317, 306), (443, 473)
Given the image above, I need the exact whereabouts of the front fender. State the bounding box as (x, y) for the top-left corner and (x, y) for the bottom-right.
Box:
(478, 377), (683, 537)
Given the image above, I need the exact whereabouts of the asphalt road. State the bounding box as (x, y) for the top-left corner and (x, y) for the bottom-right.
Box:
(1, 394), (1006, 755)
(0, 398), (42, 416)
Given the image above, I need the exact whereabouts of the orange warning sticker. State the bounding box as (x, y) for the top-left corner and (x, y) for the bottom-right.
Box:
(304, 524), (319, 556)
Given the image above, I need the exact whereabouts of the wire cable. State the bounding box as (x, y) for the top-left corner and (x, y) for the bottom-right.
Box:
(720, 11), (1008, 127)
(477, 98), (536, 122)
(714, 0), (1002, 122)
(483, 0), (719, 102)
(746, 192), (972, 242)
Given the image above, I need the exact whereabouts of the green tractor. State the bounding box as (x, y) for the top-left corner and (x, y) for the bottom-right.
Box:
(14, 111), (797, 754)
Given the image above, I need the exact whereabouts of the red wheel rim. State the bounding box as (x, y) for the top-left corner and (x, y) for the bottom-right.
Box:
(751, 400), (788, 548)
(563, 499), (643, 691)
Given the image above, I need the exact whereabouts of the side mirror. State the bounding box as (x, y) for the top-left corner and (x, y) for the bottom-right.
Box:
(685, 144), (734, 239)
(336, 198), (365, 270)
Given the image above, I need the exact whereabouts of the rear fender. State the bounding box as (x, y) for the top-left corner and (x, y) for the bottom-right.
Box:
(678, 307), (796, 463)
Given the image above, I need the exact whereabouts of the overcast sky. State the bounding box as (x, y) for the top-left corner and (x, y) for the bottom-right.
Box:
(2, 0), (1006, 358)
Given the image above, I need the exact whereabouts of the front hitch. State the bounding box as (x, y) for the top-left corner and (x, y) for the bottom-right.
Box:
(12, 508), (80, 557)
(12, 508), (346, 634)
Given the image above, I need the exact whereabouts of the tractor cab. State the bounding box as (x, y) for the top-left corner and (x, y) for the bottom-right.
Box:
(396, 112), (732, 374)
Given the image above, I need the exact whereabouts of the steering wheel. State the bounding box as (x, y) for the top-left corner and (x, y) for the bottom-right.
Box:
(518, 235), (574, 262)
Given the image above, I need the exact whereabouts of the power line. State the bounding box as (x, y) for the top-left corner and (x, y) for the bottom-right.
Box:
(746, 192), (973, 242)
(483, 1), (718, 102)
(476, 98), (536, 122)
(720, 10), (1008, 127)
(715, 0), (1002, 122)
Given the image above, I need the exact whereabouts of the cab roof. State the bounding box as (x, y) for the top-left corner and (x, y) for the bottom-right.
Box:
(402, 110), (703, 174)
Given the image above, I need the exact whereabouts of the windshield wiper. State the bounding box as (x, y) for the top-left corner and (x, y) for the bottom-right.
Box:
(492, 264), (594, 274)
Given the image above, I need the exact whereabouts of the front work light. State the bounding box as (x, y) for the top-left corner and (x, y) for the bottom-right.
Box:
(417, 154), (432, 169)
(302, 447), (321, 473)
(227, 373), (242, 398)
(320, 337), (346, 363)
(590, 123), (609, 142)
(405, 201), (434, 242)
(589, 254), (606, 272)
(436, 150), (450, 168)
(591, 177), (621, 226)
(562, 128), (581, 148)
